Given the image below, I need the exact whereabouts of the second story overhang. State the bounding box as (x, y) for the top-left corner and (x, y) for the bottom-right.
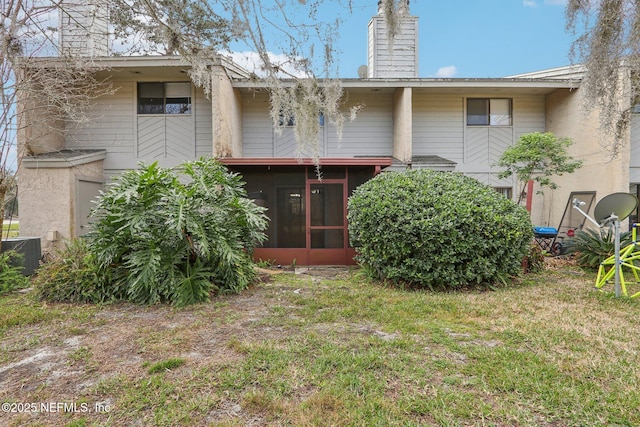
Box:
(232, 76), (581, 97)
(18, 54), (251, 82)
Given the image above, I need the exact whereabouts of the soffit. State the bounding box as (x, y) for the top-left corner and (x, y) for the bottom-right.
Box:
(220, 157), (393, 167)
(233, 78), (580, 96)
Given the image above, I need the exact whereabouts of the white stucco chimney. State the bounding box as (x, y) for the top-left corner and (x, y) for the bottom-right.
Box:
(59, 1), (110, 57)
(368, 0), (418, 78)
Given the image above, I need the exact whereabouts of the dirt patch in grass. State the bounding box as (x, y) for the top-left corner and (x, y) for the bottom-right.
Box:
(0, 267), (354, 426)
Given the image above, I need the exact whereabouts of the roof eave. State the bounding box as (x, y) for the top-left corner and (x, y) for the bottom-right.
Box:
(232, 77), (580, 91)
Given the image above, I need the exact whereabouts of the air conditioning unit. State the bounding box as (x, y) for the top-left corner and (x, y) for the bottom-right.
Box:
(2, 237), (42, 276)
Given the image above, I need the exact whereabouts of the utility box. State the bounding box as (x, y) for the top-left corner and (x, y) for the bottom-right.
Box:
(1, 237), (42, 276)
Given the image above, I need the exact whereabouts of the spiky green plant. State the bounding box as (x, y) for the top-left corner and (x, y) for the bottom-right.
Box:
(563, 227), (632, 269)
(0, 250), (29, 295)
(32, 238), (118, 303)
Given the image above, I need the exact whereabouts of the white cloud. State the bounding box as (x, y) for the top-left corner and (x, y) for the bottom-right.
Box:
(435, 66), (457, 78)
(524, 0), (566, 9)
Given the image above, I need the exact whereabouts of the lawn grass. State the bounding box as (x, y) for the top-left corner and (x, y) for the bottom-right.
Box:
(1, 265), (640, 426)
(1, 221), (19, 238)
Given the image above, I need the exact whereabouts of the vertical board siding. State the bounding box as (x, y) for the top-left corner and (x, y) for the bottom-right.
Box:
(465, 173), (513, 188)
(412, 94), (464, 163)
(463, 127), (513, 167)
(137, 117), (165, 159)
(464, 127), (490, 164)
(489, 127), (514, 164)
(466, 173), (491, 186)
(453, 95), (543, 193)
(166, 116), (195, 158)
(137, 116), (194, 159)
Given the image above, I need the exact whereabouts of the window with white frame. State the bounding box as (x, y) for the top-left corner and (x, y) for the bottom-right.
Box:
(138, 82), (192, 114)
(467, 98), (512, 126)
(494, 187), (513, 200)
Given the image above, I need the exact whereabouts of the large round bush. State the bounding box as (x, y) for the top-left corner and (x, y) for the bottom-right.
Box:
(347, 169), (533, 289)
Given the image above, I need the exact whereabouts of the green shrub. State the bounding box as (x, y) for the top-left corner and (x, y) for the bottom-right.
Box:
(347, 169), (533, 289)
(0, 250), (29, 295)
(563, 227), (632, 269)
(32, 239), (118, 303)
(523, 243), (545, 274)
(86, 158), (268, 306)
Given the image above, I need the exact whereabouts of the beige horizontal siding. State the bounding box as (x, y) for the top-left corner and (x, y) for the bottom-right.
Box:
(242, 93), (274, 157)
(514, 95), (546, 139)
(326, 92), (393, 157)
(412, 94), (464, 163)
(66, 81), (135, 149)
(195, 86), (213, 157)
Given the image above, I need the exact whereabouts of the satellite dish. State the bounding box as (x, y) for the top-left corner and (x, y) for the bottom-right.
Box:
(593, 192), (639, 224)
(357, 65), (368, 79)
(573, 192), (639, 298)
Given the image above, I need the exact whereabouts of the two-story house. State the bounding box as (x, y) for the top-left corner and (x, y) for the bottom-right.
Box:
(17, 2), (635, 265)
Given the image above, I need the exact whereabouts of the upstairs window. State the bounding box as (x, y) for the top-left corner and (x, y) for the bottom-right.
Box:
(138, 82), (191, 114)
(278, 113), (296, 127)
(467, 98), (512, 126)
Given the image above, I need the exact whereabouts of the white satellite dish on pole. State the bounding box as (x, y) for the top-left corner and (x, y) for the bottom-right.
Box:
(573, 192), (639, 297)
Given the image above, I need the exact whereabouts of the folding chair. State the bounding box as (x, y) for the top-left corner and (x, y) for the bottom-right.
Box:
(533, 191), (596, 255)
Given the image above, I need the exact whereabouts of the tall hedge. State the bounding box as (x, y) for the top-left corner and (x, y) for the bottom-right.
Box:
(347, 169), (533, 289)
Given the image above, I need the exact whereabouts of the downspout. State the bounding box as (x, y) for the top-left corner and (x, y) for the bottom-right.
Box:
(525, 180), (534, 213)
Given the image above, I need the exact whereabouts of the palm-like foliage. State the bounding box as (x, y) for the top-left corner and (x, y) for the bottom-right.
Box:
(87, 158), (268, 305)
(563, 227), (632, 269)
(0, 251), (29, 295)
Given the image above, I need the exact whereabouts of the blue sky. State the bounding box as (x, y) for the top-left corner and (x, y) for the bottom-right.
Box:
(333, 0), (573, 78)
(231, 0), (574, 79)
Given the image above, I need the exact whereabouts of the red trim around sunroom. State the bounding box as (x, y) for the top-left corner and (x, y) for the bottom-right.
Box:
(221, 158), (391, 265)
(219, 157), (393, 167)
